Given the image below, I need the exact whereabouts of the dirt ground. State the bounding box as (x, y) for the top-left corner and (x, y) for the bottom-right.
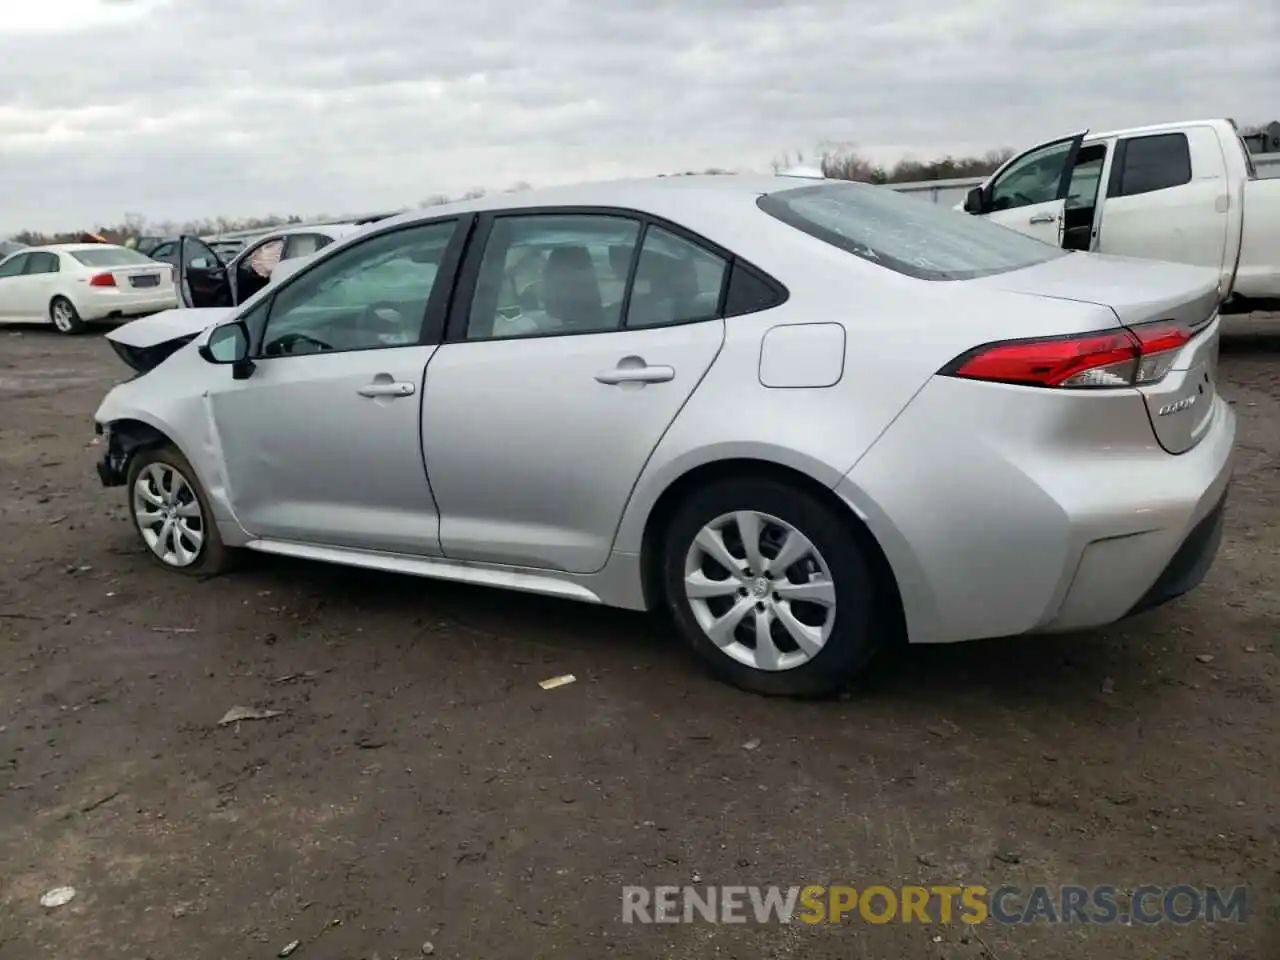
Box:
(0, 316), (1277, 960)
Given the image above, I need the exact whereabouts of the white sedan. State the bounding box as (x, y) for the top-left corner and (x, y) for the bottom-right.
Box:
(0, 243), (178, 334)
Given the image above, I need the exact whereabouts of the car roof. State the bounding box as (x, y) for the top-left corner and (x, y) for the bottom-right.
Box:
(274, 223), (361, 236)
(207, 223), (361, 244)
(373, 174), (826, 230)
(32, 243), (133, 253)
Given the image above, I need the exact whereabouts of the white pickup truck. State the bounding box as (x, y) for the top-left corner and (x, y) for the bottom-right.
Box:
(960, 118), (1280, 313)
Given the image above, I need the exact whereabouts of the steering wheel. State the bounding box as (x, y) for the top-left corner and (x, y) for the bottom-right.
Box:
(267, 331), (332, 355)
(1013, 191), (1036, 206)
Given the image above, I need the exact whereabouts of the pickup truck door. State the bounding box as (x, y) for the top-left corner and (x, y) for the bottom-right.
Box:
(1096, 127), (1237, 293)
(972, 131), (1086, 245)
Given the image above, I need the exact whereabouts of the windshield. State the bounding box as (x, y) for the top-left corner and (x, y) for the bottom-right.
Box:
(70, 247), (157, 267)
(758, 181), (1068, 281)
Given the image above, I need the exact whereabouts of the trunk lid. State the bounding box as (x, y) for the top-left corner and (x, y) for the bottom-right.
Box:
(109, 264), (175, 291)
(970, 251), (1222, 454)
(1131, 313), (1221, 454)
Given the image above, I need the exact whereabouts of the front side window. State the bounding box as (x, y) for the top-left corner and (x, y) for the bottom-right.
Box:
(759, 181), (1068, 281)
(1112, 133), (1192, 198)
(1065, 145), (1107, 209)
(180, 238), (222, 271)
(0, 254), (28, 278)
(465, 214), (642, 340)
(259, 220), (456, 357)
(988, 138), (1076, 212)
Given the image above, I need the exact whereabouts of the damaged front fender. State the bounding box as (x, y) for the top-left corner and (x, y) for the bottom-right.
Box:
(94, 419), (171, 487)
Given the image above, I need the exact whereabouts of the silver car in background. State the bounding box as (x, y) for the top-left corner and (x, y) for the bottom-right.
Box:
(93, 175), (1234, 696)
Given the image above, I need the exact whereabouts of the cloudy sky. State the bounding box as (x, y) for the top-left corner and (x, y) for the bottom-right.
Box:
(0, 0), (1275, 233)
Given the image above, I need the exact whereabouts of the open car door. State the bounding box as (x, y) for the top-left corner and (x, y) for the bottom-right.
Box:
(963, 130), (1087, 246)
(176, 235), (232, 308)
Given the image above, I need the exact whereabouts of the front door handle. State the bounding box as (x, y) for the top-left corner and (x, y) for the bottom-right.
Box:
(1029, 213), (1056, 224)
(595, 364), (675, 385)
(357, 381), (415, 398)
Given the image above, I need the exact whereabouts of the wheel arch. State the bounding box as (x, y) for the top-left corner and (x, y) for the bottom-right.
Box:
(102, 415), (202, 491)
(637, 457), (905, 638)
(48, 293), (79, 323)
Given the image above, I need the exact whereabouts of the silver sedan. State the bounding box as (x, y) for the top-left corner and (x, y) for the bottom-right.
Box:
(93, 174), (1234, 696)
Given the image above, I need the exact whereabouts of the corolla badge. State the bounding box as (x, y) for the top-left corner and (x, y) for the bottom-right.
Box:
(1157, 396), (1197, 417)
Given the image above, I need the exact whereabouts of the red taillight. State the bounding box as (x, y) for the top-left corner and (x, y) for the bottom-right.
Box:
(89, 272), (116, 288)
(941, 320), (1198, 389)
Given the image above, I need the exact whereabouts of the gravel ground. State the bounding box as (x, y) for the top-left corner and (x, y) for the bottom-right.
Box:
(1, 316), (1277, 959)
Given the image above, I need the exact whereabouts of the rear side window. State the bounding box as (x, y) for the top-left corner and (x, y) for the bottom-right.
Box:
(759, 181), (1066, 281)
(723, 261), (786, 316)
(626, 225), (727, 328)
(71, 247), (156, 267)
(1110, 133), (1192, 198)
(24, 252), (60, 274)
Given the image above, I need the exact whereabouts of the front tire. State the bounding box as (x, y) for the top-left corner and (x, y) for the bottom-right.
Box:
(662, 477), (884, 697)
(126, 445), (234, 576)
(49, 296), (87, 335)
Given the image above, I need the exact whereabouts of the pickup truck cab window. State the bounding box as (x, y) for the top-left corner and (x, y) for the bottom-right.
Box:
(1108, 133), (1192, 198)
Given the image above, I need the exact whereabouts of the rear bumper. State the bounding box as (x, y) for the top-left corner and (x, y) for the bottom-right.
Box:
(1123, 486), (1227, 618)
(78, 291), (179, 322)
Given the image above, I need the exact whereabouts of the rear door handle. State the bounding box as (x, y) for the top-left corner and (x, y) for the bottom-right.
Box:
(357, 381), (415, 398)
(595, 365), (675, 385)
(1029, 213), (1056, 224)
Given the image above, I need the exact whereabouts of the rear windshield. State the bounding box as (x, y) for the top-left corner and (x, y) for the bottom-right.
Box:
(757, 181), (1068, 281)
(69, 247), (157, 267)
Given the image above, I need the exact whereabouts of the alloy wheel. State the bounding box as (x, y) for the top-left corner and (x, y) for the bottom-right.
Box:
(132, 462), (206, 567)
(51, 301), (75, 332)
(682, 510), (837, 671)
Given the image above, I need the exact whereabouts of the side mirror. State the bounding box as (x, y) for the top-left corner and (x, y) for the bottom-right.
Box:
(963, 186), (985, 215)
(198, 321), (255, 379)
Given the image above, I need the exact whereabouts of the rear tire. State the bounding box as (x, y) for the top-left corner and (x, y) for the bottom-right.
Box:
(126, 445), (234, 577)
(49, 296), (87, 335)
(662, 477), (884, 697)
